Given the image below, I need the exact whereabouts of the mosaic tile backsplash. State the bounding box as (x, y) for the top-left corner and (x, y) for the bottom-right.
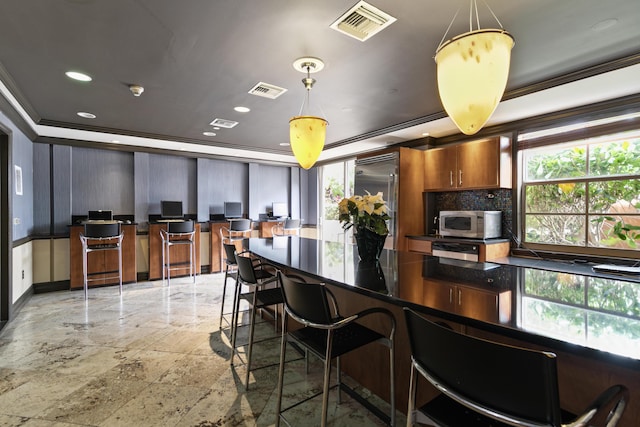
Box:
(434, 188), (513, 240)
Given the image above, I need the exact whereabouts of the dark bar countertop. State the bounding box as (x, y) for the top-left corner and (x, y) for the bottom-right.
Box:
(247, 236), (640, 370)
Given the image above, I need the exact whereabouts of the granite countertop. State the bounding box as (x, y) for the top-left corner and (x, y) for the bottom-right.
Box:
(247, 236), (640, 369)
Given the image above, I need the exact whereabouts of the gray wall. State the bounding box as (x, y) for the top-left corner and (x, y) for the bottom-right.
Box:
(30, 143), (314, 233)
(147, 154), (197, 217)
(71, 147), (134, 216)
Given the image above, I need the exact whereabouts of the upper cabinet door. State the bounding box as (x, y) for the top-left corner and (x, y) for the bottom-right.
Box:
(424, 146), (457, 191)
(424, 136), (511, 192)
(456, 138), (500, 189)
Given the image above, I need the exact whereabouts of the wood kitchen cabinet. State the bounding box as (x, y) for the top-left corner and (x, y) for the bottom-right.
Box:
(406, 237), (510, 262)
(424, 136), (511, 191)
(423, 278), (512, 323)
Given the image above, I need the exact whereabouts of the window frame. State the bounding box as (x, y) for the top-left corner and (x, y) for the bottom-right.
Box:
(516, 111), (640, 260)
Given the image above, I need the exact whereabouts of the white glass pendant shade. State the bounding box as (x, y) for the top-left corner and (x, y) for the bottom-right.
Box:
(435, 29), (514, 135)
(289, 115), (328, 170)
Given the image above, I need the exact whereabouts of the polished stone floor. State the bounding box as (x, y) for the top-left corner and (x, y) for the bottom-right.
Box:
(0, 274), (403, 426)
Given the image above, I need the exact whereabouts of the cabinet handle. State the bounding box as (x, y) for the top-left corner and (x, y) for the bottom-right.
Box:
(449, 288), (453, 304)
(449, 170), (453, 187)
(458, 289), (462, 306)
(459, 170), (463, 186)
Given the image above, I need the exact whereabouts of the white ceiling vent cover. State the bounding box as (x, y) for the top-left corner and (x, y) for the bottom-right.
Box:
(248, 82), (288, 99)
(209, 118), (238, 128)
(330, 1), (397, 42)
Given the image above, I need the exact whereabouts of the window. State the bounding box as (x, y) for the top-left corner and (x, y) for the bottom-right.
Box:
(520, 114), (640, 256)
(320, 160), (355, 243)
(320, 160), (356, 283)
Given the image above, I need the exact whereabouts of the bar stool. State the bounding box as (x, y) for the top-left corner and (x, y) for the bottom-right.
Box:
(220, 218), (252, 267)
(275, 271), (396, 427)
(220, 242), (246, 329)
(160, 220), (196, 286)
(79, 222), (124, 300)
(403, 307), (628, 427)
(231, 252), (281, 389)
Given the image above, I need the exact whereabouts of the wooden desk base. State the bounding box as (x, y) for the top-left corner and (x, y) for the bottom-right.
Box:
(69, 224), (137, 289)
(148, 223), (201, 281)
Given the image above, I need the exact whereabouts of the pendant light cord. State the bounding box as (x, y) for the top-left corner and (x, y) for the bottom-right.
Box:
(436, 0), (506, 52)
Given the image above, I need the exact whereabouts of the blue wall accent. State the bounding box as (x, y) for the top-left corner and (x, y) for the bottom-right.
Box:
(0, 110), (33, 240)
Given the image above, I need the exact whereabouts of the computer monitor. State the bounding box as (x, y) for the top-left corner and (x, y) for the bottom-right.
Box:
(272, 202), (288, 218)
(161, 200), (183, 219)
(88, 210), (112, 221)
(224, 201), (242, 219)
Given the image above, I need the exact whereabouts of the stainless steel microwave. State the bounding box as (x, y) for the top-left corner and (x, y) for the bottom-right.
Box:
(439, 210), (502, 239)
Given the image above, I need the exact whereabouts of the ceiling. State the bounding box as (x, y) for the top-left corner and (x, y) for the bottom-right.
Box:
(0, 0), (639, 166)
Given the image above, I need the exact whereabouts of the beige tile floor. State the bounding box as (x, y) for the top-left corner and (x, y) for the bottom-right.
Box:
(0, 273), (403, 426)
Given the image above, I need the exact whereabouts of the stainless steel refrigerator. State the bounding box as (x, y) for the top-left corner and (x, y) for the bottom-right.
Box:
(354, 152), (399, 250)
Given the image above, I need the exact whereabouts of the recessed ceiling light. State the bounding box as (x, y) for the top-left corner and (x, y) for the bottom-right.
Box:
(422, 132), (430, 137)
(279, 142), (290, 146)
(234, 106), (250, 113)
(66, 71), (92, 82)
(77, 112), (96, 119)
(213, 127), (220, 130)
(203, 132), (217, 137)
(111, 139), (120, 143)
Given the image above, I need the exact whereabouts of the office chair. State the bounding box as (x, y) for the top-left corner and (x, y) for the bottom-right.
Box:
(160, 220), (196, 286)
(79, 222), (124, 300)
(271, 218), (301, 236)
(403, 307), (629, 427)
(275, 271), (396, 427)
(230, 252), (281, 389)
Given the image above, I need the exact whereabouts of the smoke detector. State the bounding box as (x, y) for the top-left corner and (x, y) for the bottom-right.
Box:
(129, 84), (144, 97)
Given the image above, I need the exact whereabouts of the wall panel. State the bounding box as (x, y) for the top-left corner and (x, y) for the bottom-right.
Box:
(71, 147), (134, 216)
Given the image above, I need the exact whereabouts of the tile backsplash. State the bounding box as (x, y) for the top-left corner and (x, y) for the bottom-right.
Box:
(434, 189), (513, 238)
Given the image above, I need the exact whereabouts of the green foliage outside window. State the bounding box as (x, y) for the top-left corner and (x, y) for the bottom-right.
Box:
(524, 135), (640, 249)
(324, 176), (345, 221)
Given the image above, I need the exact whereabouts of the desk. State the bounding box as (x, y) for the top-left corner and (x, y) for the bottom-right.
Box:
(247, 237), (640, 427)
(69, 223), (137, 289)
(148, 222), (201, 280)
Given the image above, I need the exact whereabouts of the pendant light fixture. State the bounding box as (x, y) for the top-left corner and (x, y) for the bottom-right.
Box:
(435, 0), (514, 135)
(289, 57), (328, 170)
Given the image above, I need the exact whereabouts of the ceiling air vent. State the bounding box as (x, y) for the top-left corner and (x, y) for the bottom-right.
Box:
(209, 118), (238, 128)
(248, 82), (288, 99)
(330, 1), (397, 42)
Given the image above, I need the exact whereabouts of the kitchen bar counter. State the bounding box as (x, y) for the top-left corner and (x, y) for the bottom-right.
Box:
(248, 236), (640, 367)
(247, 236), (639, 425)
